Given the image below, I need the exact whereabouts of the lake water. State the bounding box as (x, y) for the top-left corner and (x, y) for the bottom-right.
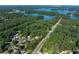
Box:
(24, 13), (55, 20)
(34, 8), (79, 20)
(24, 8), (79, 20)
(34, 8), (73, 15)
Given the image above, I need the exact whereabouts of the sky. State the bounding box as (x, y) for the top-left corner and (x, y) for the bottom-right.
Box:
(0, 0), (79, 5)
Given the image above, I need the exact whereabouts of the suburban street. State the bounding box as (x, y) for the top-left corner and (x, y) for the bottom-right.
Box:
(32, 17), (62, 54)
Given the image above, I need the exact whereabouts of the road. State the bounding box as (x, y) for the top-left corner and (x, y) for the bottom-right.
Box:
(32, 17), (62, 54)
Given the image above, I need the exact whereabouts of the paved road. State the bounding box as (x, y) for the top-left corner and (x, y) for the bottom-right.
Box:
(32, 17), (62, 54)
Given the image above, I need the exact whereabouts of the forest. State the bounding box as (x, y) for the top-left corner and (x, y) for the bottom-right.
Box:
(0, 5), (79, 54)
(41, 17), (79, 54)
(0, 9), (60, 53)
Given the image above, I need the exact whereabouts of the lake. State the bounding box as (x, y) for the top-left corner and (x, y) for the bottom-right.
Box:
(24, 13), (55, 20)
(34, 8), (79, 20)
